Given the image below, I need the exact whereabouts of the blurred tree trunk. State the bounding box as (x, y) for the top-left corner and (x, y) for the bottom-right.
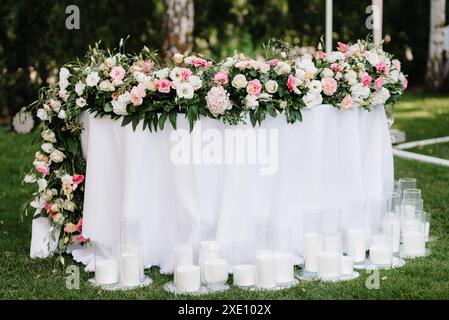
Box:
(426, 0), (446, 90)
(161, 0), (194, 61)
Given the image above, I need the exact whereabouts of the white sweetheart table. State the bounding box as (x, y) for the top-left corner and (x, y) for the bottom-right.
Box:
(30, 104), (394, 272)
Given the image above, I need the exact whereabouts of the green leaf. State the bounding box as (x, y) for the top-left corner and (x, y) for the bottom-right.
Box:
(158, 112), (168, 130)
(103, 103), (112, 112)
(121, 116), (134, 127)
(132, 116), (141, 131)
(169, 112), (177, 129)
(66, 136), (79, 155)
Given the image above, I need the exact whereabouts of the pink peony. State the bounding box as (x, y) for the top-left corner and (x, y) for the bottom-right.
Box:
(268, 59), (279, 66)
(36, 164), (50, 176)
(155, 79), (171, 93)
(142, 60), (155, 73)
(331, 63), (343, 72)
(213, 72), (229, 85)
(246, 79), (262, 96)
(361, 73), (373, 86)
(314, 51), (327, 60)
(374, 76), (385, 90)
(186, 56), (213, 68)
(287, 74), (297, 92)
(337, 42), (349, 53)
(375, 62), (389, 74)
(341, 95), (353, 110)
(109, 66), (126, 81)
(321, 77), (338, 96)
(72, 174), (85, 185)
(180, 68), (192, 81)
(206, 86), (232, 116)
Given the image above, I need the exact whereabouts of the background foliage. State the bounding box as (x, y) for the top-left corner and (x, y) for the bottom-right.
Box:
(0, 0), (448, 117)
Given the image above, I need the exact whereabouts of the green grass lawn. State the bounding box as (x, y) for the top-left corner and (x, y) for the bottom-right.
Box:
(1, 93), (449, 299)
(408, 142), (449, 160)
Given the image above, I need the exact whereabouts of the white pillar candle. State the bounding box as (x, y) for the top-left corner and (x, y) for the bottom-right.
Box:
(256, 249), (273, 257)
(120, 253), (140, 287)
(256, 254), (276, 289)
(303, 233), (321, 272)
(403, 219), (420, 233)
(323, 234), (341, 253)
(233, 264), (256, 287)
(369, 245), (392, 265)
(175, 246), (193, 267)
(425, 222), (430, 242)
(318, 252), (340, 278)
(346, 229), (366, 263)
(176, 265), (200, 292)
(199, 241), (220, 284)
(203, 258), (228, 284)
(274, 253), (294, 285)
(95, 259), (119, 285)
(341, 256), (354, 275)
(403, 204), (415, 218)
(372, 0), (383, 47)
(403, 231), (426, 257)
(383, 216), (401, 253)
(325, 0), (333, 53)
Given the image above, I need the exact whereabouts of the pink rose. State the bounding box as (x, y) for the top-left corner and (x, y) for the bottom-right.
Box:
(321, 77), (338, 96)
(59, 89), (68, 101)
(331, 63), (342, 72)
(268, 59), (279, 67)
(187, 57), (213, 68)
(374, 76), (385, 90)
(75, 234), (89, 243)
(403, 78), (408, 89)
(109, 66), (126, 81)
(287, 74), (297, 92)
(246, 79), (262, 96)
(50, 99), (61, 110)
(155, 79), (171, 93)
(130, 87), (143, 106)
(213, 72), (229, 85)
(337, 42), (349, 53)
(64, 223), (77, 233)
(375, 62), (389, 74)
(341, 95), (353, 110)
(180, 68), (192, 81)
(36, 164), (50, 176)
(361, 73), (373, 86)
(72, 174), (85, 185)
(142, 60), (155, 73)
(76, 218), (83, 232)
(314, 51), (327, 60)
(392, 59), (401, 70)
(45, 203), (57, 216)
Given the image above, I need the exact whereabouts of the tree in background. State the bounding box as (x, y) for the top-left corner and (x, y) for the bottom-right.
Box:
(162, 0), (194, 60)
(426, 0), (446, 91)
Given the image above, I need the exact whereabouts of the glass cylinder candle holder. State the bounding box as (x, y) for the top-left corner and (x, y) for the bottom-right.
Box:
(199, 241), (221, 286)
(231, 241), (256, 289)
(343, 200), (366, 266)
(256, 253), (276, 289)
(203, 245), (229, 291)
(399, 178), (417, 193)
(270, 223), (294, 287)
(423, 211), (431, 242)
(369, 225), (393, 268)
(403, 189), (422, 200)
(120, 215), (144, 288)
(393, 180), (400, 193)
(93, 239), (120, 287)
(382, 212), (401, 257)
(301, 209), (322, 275)
(402, 211), (426, 258)
(401, 198), (423, 221)
(173, 245), (194, 285)
(175, 265), (201, 293)
(318, 208), (342, 280)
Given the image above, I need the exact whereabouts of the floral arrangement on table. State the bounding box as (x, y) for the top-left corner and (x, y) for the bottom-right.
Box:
(22, 39), (407, 257)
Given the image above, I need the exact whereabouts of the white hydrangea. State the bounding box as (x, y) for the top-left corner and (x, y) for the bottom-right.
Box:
(206, 86), (232, 116)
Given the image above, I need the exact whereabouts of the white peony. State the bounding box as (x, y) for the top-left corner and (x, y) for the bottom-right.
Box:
(308, 80), (323, 94)
(75, 81), (85, 96)
(41, 143), (54, 153)
(274, 61), (291, 75)
(189, 75), (203, 90)
(206, 86), (232, 116)
(41, 129), (56, 143)
(231, 74), (248, 89)
(370, 87), (391, 106)
(156, 67), (170, 79)
(37, 108), (48, 121)
(321, 68), (334, 78)
(264, 80), (279, 94)
(244, 94), (259, 109)
(37, 178), (47, 192)
(344, 70), (358, 85)
(49, 149), (65, 163)
(351, 83), (371, 99)
(302, 92), (323, 108)
(86, 71), (100, 87)
(112, 100), (128, 115)
(176, 82), (194, 99)
(76, 97), (87, 107)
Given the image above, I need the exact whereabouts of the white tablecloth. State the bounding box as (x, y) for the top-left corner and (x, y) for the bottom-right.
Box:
(30, 104), (394, 272)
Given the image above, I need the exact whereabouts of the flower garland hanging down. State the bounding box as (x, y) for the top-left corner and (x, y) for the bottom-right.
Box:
(23, 39), (407, 255)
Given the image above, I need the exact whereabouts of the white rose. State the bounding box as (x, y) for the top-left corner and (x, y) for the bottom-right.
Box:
(59, 78), (69, 90)
(344, 70), (358, 85)
(189, 75), (202, 90)
(264, 80), (279, 94)
(156, 67), (170, 79)
(321, 68), (334, 78)
(61, 174), (73, 185)
(41, 129), (56, 143)
(365, 51), (380, 66)
(173, 53), (184, 64)
(302, 92), (323, 108)
(86, 71), (100, 87)
(274, 61), (291, 75)
(389, 70), (400, 82)
(231, 74), (248, 89)
(308, 80), (323, 94)
(49, 149), (65, 163)
(169, 67), (182, 81)
(105, 56), (117, 66)
(370, 87), (391, 106)
(76, 97), (87, 107)
(295, 68), (306, 80)
(24, 174), (37, 183)
(75, 82), (85, 96)
(59, 67), (70, 80)
(176, 82), (194, 99)
(37, 178), (47, 192)
(112, 100), (128, 116)
(41, 143), (54, 153)
(37, 108), (48, 121)
(133, 71), (147, 83)
(326, 51), (345, 63)
(58, 110), (66, 119)
(259, 63), (270, 74)
(244, 95), (259, 109)
(222, 57), (235, 69)
(350, 83), (371, 99)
